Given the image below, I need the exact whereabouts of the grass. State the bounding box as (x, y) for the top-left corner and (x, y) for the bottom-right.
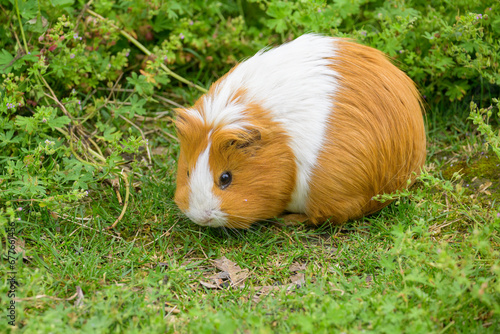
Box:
(2, 103), (500, 333)
(1, 1), (500, 331)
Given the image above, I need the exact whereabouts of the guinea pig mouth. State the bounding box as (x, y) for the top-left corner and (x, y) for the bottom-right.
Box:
(185, 209), (227, 227)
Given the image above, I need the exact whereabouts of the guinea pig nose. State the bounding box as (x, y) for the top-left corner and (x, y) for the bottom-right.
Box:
(196, 209), (213, 225)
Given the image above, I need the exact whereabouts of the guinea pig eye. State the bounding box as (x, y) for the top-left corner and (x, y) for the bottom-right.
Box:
(187, 170), (190, 178)
(219, 171), (232, 190)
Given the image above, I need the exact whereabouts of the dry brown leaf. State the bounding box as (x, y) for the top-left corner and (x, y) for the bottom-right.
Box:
(12, 238), (32, 262)
(199, 280), (220, 289)
(200, 256), (249, 289)
(165, 306), (181, 314)
(213, 257), (241, 273)
(478, 181), (493, 193)
(290, 272), (305, 286)
(14, 238), (25, 257)
(210, 256), (249, 287)
(289, 262), (306, 272)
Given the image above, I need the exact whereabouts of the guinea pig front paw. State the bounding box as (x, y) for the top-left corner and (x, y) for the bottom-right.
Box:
(279, 213), (310, 226)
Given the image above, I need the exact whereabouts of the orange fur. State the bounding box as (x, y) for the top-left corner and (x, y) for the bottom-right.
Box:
(305, 39), (426, 224)
(209, 106), (296, 228)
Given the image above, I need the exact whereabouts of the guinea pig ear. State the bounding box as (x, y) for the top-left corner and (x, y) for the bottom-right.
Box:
(174, 108), (197, 140)
(226, 127), (262, 150)
(173, 108), (186, 134)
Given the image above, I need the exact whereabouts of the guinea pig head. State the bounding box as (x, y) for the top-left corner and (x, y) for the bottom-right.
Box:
(174, 104), (296, 228)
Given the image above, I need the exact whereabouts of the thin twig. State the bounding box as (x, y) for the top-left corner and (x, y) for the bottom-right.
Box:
(148, 129), (174, 145)
(14, 288), (81, 302)
(74, 286), (85, 307)
(106, 170), (130, 230)
(144, 220), (177, 246)
(164, 305), (180, 316)
(153, 94), (185, 109)
(41, 87), (74, 120)
(150, 111), (172, 119)
(86, 136), (105, 158)
(75, 0), (93, 31)
(104, 101), (132, 105)
(114, 181), (123, 205)
(97, 87), (185, 109)
(69, 136), (103, 168)
(14, 0), (29, 54)
(134, 113), (172, 122)
(60, 216), (124, 240)
(97, 87), (135, 92)
(160, 128), (180, 142)
(100, 72), (124, 112)
(10, 23), (22, 52)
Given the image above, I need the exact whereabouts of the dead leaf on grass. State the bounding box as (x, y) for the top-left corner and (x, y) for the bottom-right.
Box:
(200, 280), (220, 289)
(165, 305), (181, 315)
(200, 256), (249, 289)
(12, 238), (32, 262)
(478, 181), (492, 194)
(289, 262), (306, 272)
(328, 282), (345, 296)
(290, 272), (305, 287)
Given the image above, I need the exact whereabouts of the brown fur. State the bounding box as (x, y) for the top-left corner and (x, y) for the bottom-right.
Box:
(305, 39), (426, 224)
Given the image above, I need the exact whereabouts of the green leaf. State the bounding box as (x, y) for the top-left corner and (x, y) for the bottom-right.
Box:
(267, 1), (293, 19)
(0, 130), (21, 146)
(102, 126), (121, 142)
(57, 159), (93, 189)
(445, 81), (470, 101)
(126, 72), (154, 96)
(15, 115), (37, 134)
(0, 49), (14, 74)
(265, 1), (293, 33)
(11, 174), (46, 197)
(50, 0), (75, 7)
(433, 56), (454, 72)
(266, 18), (287, 33)
(17, 0), (38, 20)
(26, 15), (49, 34)
(153, 15), (172, 32)
(332, 0), (361, 19)
(48, 115), (71, 130)
(126, 94), (146, 117)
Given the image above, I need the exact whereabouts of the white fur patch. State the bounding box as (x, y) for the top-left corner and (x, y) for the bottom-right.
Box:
(199, 34), (339, 213)
(186, 144), (227, 227)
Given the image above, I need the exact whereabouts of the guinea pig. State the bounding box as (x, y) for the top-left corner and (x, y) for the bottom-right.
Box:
(174, 33), (426, 229)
